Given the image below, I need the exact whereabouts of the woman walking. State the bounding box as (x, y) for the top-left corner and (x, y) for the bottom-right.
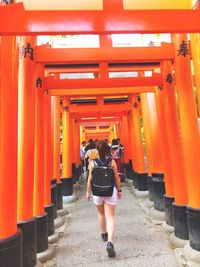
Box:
(86, 139), (122, 257)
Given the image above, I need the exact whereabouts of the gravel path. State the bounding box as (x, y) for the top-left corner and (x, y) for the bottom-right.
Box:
(44, 183), (179, 267)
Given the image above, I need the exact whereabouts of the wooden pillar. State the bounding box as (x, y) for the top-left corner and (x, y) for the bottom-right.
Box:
(62, 97), (71, 177)
(33, 63), (48, 253)
(61, 98), (73, 196)
(113, 123), (117, 139)
(44, 90), (51, 206)
(75, 123), (81, 166)
(115, 121), (120, 139)
(154, 84), (174, 197)
(173, 34), (200, 244)
(0, 36), (22, 266)
(80, 125), (86, 143)
(52, 96), (60, 182)
(127, 111), (137, 169)
(130, 95), (145, 173)
(173, 34), (200, 208)
(17, 36), (37, 267)
(190, 34), (200, 116)
(140, 93), (154, 174)
(33, 63), (45, 217)
(70, 118), (76, 165)
(146, 93), (164, 173)
(161, 60), (188, 205)
(121, 115), (131, 164)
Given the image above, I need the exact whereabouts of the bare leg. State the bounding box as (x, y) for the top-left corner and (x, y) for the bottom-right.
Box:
(104, 203), (116, 243)
(96, 204), (106, 234)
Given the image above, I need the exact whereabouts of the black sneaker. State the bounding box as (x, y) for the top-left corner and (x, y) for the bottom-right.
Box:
(106, 242), (116, 257)
(101, 232), (108, 242)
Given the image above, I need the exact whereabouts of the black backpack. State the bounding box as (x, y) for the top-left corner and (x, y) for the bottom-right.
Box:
(91, 158), (115, 197)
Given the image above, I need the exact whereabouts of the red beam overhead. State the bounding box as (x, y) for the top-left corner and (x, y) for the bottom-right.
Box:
(45, 65), (159, 74)
(36, 44), (174, 63)
(69, 102), (132, 113)
(70, 111), (127, 118)
(44, 74), (162, 89)
(50, 87), (154, 96)
(77, 118), (120, 124)
(1, 4), (200, 35)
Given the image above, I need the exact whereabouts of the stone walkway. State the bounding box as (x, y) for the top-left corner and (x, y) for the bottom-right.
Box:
(44, 183), (180, 267)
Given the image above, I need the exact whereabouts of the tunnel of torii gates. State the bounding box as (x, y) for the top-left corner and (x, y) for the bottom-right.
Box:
(1, 0), (200, 266)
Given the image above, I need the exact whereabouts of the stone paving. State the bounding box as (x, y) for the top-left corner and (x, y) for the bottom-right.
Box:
(44, 182), (180, 267)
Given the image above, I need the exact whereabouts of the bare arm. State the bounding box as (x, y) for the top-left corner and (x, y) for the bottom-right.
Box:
(86, 161), (93, 201)
(111, 160), (121, 191)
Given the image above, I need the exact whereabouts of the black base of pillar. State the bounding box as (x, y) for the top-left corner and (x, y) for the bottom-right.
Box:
(57, 182), (63, 210)
(17, 217), (37, 267)
(173, 203), (188, 240)
(0, 229), (23, 267)
(136, 173), (148, 191)
(36, 213), (48, 253)
(152, 173), (165, 211)
(187, 206), (200, 251)
(124, 162), (132, 179)
(72, 163), (77, 184)
(129, 159), (133, 170)
(147, 176), (153, 201)
(51, 184), (57, 219)
(76, 165), (81, 180)
(44, 204), (54, 236)
(129, 169), (134, 180)
(51, 178), (57, 185)
(132, 171), (138, 188)
(164, 195), (175, 226)
(61, 177), (73, 196)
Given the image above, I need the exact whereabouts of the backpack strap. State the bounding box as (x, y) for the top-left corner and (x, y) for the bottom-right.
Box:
(93, 158), (112, 167)
(93, 158), (102, 166)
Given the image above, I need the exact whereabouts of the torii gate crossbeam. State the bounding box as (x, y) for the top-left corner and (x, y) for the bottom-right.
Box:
(1, 4), (200, 35)
(44, 74), (162, 90)
(36, 44), (174, 63)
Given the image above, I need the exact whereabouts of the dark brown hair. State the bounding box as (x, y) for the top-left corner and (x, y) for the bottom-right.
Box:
(96, 139), (110, 160)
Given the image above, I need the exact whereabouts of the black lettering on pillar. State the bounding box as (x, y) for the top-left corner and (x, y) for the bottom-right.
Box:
(36, 78), (43, 88)
(20, 43), (34, 61)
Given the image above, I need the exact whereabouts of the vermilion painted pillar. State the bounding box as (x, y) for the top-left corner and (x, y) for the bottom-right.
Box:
(17, 36), (37, 267)
(80, 125), (86, 143)
(121, 116), (131, 164)
(50, 95), (58, 218)
(130, 95), (145, 173)
(140, 93), (154, 199)
(33, 63), (48, 253)
(145, 92), (166, 209)
(71, 118), (76, 181)
(52, 95), (63, 210)
(44, 89), (55, 236)
(161, 60), (188, 231)
(76, 123), (81, 166)
(146, 93), (164, 173)
(140, 93), (153, 175)
(0, 36), (22, 266)
(52, 96), (61, 182)
(113, 123), (117, 139)
(127, 111), (137, 170)
(130, 95), (147, 191)
(190, 33), (200, 117)
(173, 34), (200, 248)
(61, 97), (73, 196)
(155, 83), (174, 196)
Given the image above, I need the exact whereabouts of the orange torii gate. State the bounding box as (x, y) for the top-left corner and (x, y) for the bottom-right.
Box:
(1, 1), (200, 267)
(35, 43), (174, 63)
(45, 64), (160, 75)
(1, 2), (200, 35)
